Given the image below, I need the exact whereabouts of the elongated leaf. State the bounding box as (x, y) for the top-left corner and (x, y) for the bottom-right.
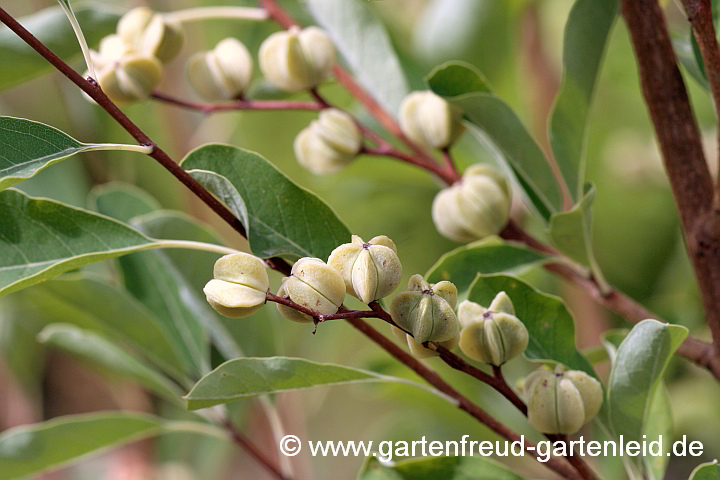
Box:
(305, 0), (409, 114)
(0, 412), (225, 480)
(644, 386), (672, 480)
(186, 357), (405, 410)
(548, 184), (608, 291)
(13, 274), (187, 381)
(425, 237), (550, 298)
(689, 461), (720, 480)
(0, 188), (159, 297)
(39, 324), (185, 403)
(0, 5), (121, 91)
(673, 34), (710, 90)
(181, 144), (351, 260)
(468, 274), (596, 378)
(88, 182), (161, 223)
(548, 0), (618, 201)
(427, 62), (563, 221)
(357, 456), (526, 480)
(607, 320), (688, 443)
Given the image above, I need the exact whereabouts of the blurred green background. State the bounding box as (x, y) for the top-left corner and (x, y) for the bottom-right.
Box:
(0, 1), (719, 479)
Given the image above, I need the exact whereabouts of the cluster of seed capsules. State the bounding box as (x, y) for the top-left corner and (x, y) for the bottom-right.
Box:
(203, 236), (604, 436)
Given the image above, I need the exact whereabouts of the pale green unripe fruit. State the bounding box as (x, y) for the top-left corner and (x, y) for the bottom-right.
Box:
(117, 7), (184, 63)
(457, 292), (528, 366)
(399, 91), (464, 149)
(259, 26), (335, 92)
(432, 164), (512, 242)
(187, 38), (253, 101)
(294, 109), (363, 174)
(203, 253), (269, 318)
(95, 54), (164, 105)
(276, 257), (345, 323)
(524, 366), (604, 435)
(390, 275), (459, 343)
(328, 235), (402, 304)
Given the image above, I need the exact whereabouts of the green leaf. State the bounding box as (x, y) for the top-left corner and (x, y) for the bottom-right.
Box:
(644, 385), (672, 480)
(357, 456), (527, 480)
(0, 117), (150, 191)
(548, 184), (608, 292)
(181, 144), (351, 260)
(0, 412), (225, 480)
(305, 0), (409, 114)
(0, 4), (121, 91)
(38, 324), (185, 404)
(88, 182), (161, 224)
(186, 357), (408, 410)
(468, 274), (597, 378)
(548, 0), (618, 201)
(0, 188), (160, 297)
(13, 274), (187, 382)
(427, 62), (563, 221)
(607, 320), (688, 444)
(425, 237), (551, 298)
(673, 34), (710, 90)
(689, 461), (720, 480)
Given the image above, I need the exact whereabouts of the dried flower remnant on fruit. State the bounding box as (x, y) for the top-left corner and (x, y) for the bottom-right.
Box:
(432, 164), (512, 242)
(524, 365), (604, 434)
(457, 292), (528, 366)
(187, 38), (253, 101)
(204, 253), (269, 318)
(259, 26), (335, 92)
(294, 109), (363, 174)
(390, 274), (459, 343)
(328, 235), (402, 303)
(399, 91), (465, 149)
(276, 257), (345, 323)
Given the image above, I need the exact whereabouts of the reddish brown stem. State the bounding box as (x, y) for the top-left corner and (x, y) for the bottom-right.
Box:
(361, 145), (459, 184)
(224, 419), (290, 480)
(152, 92), (325, 113)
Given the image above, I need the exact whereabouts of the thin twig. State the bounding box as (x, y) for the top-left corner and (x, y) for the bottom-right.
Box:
(361, 145), (459, 184)
(152, 92), (326, 113)
(223, 419), (290, 480)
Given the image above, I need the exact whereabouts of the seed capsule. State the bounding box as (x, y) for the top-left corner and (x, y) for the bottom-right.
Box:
(95, 54), (164, 105)
(457, 292), (528, 366)
(432, 164), (512, 242)
(276, 257), (345, 323)
(117, 7), (184, 63)
(392, 326), (459, 358)
(259, 26), (335, 92)
(204, 253), (269, 318)
(390, 275), (459, 343)
(187, 38), (253, 101)
(524, 366), (604, 435)
(294, 109), (363, 174)
(399, 91), (464, 149)
(327, 235), (402, 304)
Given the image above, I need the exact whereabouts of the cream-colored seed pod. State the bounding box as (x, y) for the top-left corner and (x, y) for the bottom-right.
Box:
(525, 366), (604, 435)
(294, 109), (362, 174)
(390, 274), (459, 343)
(276, 257), (345, 323)
(391, 326), (458, 359)
(328, 235), (402, 304)
(95, 54), (164, 105)
(399, 91), (464, 149)
(259, 26), (335, 92)
(457, 292), (528, 366)
(187, 38), (253, 101)
(203, 253), (269, 319)
(432, 164), (512, 242)
(117, 7), (184, 63)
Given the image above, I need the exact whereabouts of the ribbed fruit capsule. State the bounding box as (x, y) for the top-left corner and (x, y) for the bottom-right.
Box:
(95, 54), (164, 105)
(117, 7), (184, 63)
(399, 91), (464, 149)
(187, 38), (253, 101)
(327, 235), (402, 304)
(276, 257), (345, 323)
(390, 275), (459, 343)
(294, 109), (363, 174)
(457, 292), (528, 366)
(203, 253), (269, 318)
(524, 366), (604, 434)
